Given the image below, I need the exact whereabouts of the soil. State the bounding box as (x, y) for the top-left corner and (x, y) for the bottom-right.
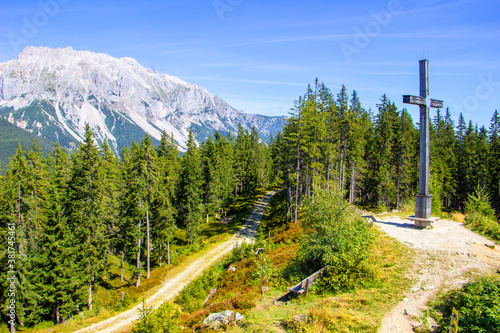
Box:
(372, 215), (500, 332)
(72, 190), (277, 333)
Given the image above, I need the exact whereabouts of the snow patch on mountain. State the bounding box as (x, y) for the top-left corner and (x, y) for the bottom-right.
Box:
(0, 46), (285, 151)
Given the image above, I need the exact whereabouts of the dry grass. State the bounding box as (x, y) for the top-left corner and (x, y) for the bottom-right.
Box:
(451, 212), (465, 223)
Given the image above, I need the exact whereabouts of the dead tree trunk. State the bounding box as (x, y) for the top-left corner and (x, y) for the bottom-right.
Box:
(167, 241), (170, 265)
(56, 302), (60, 324)
(120, 251), (124, 282)
(88, 281), (92, 311)
(158, 240), (162, 267)
(349, 163), (355, 204)
(136, 236), (141, 287)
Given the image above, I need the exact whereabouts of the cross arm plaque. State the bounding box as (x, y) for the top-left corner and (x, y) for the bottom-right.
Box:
(403, 95), (443, 108)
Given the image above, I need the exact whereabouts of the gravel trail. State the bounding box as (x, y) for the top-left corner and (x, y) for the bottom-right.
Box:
(72, 190), (277, 333)
(369, 216), (500, 332)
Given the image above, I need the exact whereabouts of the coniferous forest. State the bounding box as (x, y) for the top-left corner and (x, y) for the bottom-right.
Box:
(1, 80), (499, 328)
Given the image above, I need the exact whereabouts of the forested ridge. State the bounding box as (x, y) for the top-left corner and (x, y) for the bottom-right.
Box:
(1, 80), (499, 330)
(274, 80), (500, 224)
(0, 124), (272, 330)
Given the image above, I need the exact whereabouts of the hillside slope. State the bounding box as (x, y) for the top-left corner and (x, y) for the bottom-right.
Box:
(0, 117), (56, 173)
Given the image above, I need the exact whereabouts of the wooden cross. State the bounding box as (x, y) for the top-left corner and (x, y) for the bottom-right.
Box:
(403, 59), (443, 221)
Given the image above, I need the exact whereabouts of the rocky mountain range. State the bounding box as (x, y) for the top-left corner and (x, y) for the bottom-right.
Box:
(0, 46), (285, 152)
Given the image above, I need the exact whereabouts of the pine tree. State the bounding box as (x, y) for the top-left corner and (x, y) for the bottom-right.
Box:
(138, 135), (158, 279)
(66, 125), (109, 310)
(100, 140), (121, 250)
(154, 131), (180, 266)
(373, 95), (399, 208)
(202, 136), (217, 223)
(395, 108), (418, 209)
(488, 110), (500, 218)
(214, 131), (236, 215)
(0, 142), (50, 327)
(177, 130), (204, 244)
(119, 143), (143, 285)
(454, 113), (468, 210)
(35, 143), (83, 323)
(233, 124), (251, 197)
(346, 90), (370, 204)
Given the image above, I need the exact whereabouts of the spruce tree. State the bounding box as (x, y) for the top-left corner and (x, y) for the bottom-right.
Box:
(154, 131), (180, 266)
(177, 130), (204, 244)
(66, 125), (109, 310)
(488, 110), (500, 217)
(35, 144), (83, 323)
(0, 142), (50, 327)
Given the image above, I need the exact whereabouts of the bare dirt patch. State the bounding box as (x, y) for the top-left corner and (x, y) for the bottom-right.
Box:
(371, 216), (500, 332)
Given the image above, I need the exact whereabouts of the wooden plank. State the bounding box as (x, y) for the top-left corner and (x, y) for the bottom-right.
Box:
(403, 95), (426, 106)
(288, 266), (329, 294)
(430, 99), (443, 108)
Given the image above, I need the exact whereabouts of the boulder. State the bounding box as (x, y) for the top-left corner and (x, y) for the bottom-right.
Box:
(235, 312), (245, 322)
(203, 310), (233, 329)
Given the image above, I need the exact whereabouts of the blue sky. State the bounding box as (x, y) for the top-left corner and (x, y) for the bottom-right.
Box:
(1, 0), (499, 128)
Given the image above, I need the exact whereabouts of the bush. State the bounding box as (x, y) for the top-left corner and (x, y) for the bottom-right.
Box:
(175, 263), (224, 312)
(464, 212), (500, 242)
(431, 276), (500, 333)
(130, 300), (181, 333)
(464, 186), (496, 220)
(254, 254), (277, 286)
(298, 184), (375, 292)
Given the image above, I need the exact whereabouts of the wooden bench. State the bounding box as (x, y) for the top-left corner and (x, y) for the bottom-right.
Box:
(288, 266), (328, 296)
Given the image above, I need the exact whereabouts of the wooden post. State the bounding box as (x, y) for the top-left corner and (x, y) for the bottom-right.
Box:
(121, 291), (125, 302)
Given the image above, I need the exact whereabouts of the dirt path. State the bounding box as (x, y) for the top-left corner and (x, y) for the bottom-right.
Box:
(371, 216), (500, 332)
(73, 190), (277, 333)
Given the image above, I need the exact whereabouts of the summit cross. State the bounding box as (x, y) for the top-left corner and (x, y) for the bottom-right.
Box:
(403, 59), (443, 227)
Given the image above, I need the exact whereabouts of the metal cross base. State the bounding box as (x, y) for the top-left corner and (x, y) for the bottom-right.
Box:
(406, 215), (440, 228)
(406, 196), (440, 227)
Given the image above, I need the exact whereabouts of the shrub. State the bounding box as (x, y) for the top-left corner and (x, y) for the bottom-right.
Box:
(130, 300), (181, 333)
(431, 276), (500, 333)
(464, 186), (496, 220)
(298, 184), (375, 292)
(254, 254), (277, 286)
(175, 264), (224, 312)
(464, 212), (500, 242)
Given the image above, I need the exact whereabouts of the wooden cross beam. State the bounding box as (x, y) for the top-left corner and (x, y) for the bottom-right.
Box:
(403, 59), (444, 221)
(403, 95), (443, 108)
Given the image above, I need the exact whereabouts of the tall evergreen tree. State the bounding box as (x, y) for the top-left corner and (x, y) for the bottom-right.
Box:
(154, 131), (180, 266)
(65, 125), (109, 310)
(35, 143), (83, 323)
(177, 130), (204, 244)
(488, 110), (500, 217)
